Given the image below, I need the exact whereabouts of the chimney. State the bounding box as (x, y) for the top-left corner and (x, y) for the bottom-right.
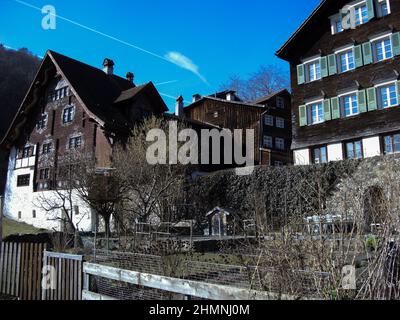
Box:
(192, 94), (201, 103)
(175, 95), (184, 117)
(226, 92), (235, 101)
(126, 72), (134, 83)
(102, 58), (115, 75)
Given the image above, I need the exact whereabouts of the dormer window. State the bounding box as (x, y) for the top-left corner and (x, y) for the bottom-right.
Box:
(377, 0), (391, 17)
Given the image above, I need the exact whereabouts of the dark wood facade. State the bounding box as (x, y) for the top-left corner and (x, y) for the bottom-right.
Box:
(277, 0), (400, 162)
(183, 90), (292, 166)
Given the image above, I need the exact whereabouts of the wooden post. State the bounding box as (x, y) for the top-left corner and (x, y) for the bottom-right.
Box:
(0, 195), (4, 245)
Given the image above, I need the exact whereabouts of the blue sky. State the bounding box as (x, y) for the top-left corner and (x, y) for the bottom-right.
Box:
(0, 0), (320, 110)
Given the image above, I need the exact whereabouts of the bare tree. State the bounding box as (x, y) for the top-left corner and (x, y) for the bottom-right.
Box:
(220, 65), (290, 102)
(112, 116), (186, 230)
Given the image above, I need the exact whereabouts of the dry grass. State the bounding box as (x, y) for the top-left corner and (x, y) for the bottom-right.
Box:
(2, 218), (45, 239)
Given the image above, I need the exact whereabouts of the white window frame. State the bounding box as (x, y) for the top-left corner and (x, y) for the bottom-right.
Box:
(276, 117), (285, 128)
(339, 90), (359, 117)
(370, 33), (393, 62)
(275, 138), (285, 151)
(353, 1), (369, 26)
(62, 105), (76, 124)
(336, 47), (355, 73)
(376, 0), (391, 17)
(305, 59), (321, 83)
(330, 14), (344, 35)
(375, 81), (399, 109)
(264, 115), (274, 126)
(306, 99), (325, 125)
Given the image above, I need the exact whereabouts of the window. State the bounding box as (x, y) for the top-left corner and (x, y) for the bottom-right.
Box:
(383, 133), (400, 154)
(373, 37), (393, 62)
(18, 211), (22, 219)
(378, 0), (391, 17)
(69, 136), (82, 149)
(274, 161), (284, 167)
(32, 210), (36, 219)
(22, 146), (33, 158)
(263, 135), (273, 149)
(17, 174), (30, 187)
(62, 106), (75, 124)
(39, 168), (50, 180)
(346, 140), (363, 159)
(264, 115), (274, 126)
(342, 94), (359, 117)
(308, 102), (324, 124)
(335, 18), (343, 33)
(276, 117), (285, 128)
(276, 97), (285, 109)
(213, 111), (219, 118)
(74, 206), (80, 216)
(275, 138), (285, 150)
(48, 86), (69, 102)
(42, 143), (52, 154)
(313, 146), (328, 164)
(378, 84), (398, 108)
(306, 60), (321, 82)
(339, 50), (355, 73)
(354, 4), (369, 26)
(36, 113), (48, 130)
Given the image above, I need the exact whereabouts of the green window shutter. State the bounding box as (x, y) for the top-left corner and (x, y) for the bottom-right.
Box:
(299, 105), (307, 126)
(353, 45), (363, 68)
(297, 64), (305, 85)
(320, 57), (328, 78)
(331, 97), (340, 119)
(362, 42), (373, 65)
(367, 87), (377, 111)
(358, 90), (367, 113)
(392, 32), (400, 56)
(397, 81), (400, 105)
(366, 0), (375, 20)
(328, 54), (337, 76)
(323, 99), (331, 121)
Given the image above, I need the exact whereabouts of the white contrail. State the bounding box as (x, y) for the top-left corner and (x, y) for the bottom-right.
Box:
(159, 92), (191, 104)
(13, 0), (208, 83)
(155, 80), (179, 86)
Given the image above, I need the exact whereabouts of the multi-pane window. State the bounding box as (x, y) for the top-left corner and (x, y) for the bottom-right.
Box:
(276, 117), (285, 129)
(313, 146), (328, 164)
(354, 4), (369, 26)
(36, 113), (48, 130)
(378, 84), (398, 108)
(62, 106), (75, 124)
(336, 19), (343, 33)
(307, 61), (321, 82)
(22, 146), (33, 158)
(339, 50), (355, 73)
(378, 0), (391, 17)
(39, 168), (50, 180)
(48, 86), (69, 102)
(274, 161), (284, 167)
(275, 138), (285, 150)
(69, 136), (82, 149)
(309, 102), (324, 124)
(383, 133), (400, 154)
(276, 97), (285, 109)
(342, 94), (359, 117)
(42, 143), (52, 154)
(17, 174), (30, 187)
(346, 140), (363, 159)
(373, 37), (393, 62)
(263, 135), (273, 149)
(264, 115), (274, 126)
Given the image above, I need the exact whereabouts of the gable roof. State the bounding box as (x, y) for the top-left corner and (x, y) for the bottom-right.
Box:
(251, 88), (290, 105)
(1, 50), (168, 148)
(276, 0), (345, 61)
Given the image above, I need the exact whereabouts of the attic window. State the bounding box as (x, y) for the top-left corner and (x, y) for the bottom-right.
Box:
(63, 105), (75, 124)
(48, 86), (69, 102)
(36, 113), (48, 130)
(213, 111), (219, 118)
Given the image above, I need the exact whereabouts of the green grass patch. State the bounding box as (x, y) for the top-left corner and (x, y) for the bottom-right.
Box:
(2, 218), (46, 239)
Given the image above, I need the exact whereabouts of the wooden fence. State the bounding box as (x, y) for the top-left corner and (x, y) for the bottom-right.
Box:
(0, 242), (46, 299)
(42, 251), (83, 300)
(82, 262), (300, 300)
